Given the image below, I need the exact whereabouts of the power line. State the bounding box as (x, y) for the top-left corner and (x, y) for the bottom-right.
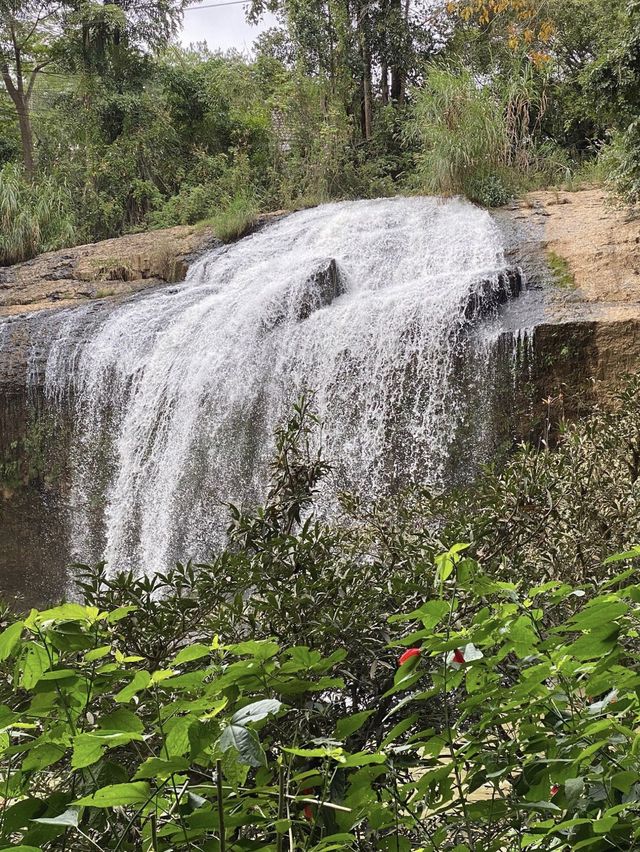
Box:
(185, 0), (251, 9)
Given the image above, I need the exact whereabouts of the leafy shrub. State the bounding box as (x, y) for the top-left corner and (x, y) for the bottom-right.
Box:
(601, 121), (640, 207)
(465, 170), (512, 206)
(2, 543), (640, 848)
(0, 164), (77, 265)
(3, 394), (640, 847)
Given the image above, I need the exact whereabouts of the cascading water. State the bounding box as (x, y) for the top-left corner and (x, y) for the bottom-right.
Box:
(8, 196), (518, 577)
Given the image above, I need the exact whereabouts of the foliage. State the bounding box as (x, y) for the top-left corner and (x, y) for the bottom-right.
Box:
(601, 122), (640, 208)
(0, 163), (76, 265)
(2, 0), (640, 261)
(3, 509), (640, 847)
(207, 192), (259, 243)
(0, 412), (61, 492)
(406, 64), (515, 205)
(2, 389), (640, 847)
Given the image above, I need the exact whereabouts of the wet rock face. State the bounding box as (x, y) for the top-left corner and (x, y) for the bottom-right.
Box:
(296, 258), (345, 321)
(464, 269), (524, 323)
(0, 392), (72, 609)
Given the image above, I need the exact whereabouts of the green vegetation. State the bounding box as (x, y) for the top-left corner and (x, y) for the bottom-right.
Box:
(2, 389), (640, 849)
(206, 193), (259, 243)
(2, 1), (640, 265)
(0, 163), (76, 265)
(547, 251), (576, 289)
(0, 413), (62, 492)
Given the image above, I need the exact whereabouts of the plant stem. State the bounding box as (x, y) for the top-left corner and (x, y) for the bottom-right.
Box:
(216, 759), (226, 852)
(277, 762), (286, 852)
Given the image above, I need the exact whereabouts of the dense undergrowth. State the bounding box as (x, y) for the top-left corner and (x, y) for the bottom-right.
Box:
(3, 387), (640, 849)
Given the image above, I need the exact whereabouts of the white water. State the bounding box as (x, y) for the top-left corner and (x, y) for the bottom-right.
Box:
(22, 197), (512, 574)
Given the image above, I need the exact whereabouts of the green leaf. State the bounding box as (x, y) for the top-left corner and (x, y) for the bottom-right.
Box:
(72, 732), (144, 769)
(22, 744), (65, 772)
(100, 708), (144, 734)
(564, 599), (628, 630)
(230, 699), (282, 725)
(564, 776), (585, 805)
(106, 606), (137, 623)
(567, 626), (619, 660)
(0, 621), (24, 660)
(71, 735), (106, 770)
(604, 547), (640, 564)
(612, 771), (637, 794)
(134, 757), (190, 779)
(228, 640), (279, 660)
(335, 710), (374, 740)
(388, 600), (449, 627)
(285, 746), (345, 760)
(20, 642), (51, 689)
(594, 815), (617, 833)
(0, 705), (16, 730)
(35, 604), (98, 624)
(173, 644), (212, 665)
(32, 808), (79, 828)
(219, 724), (265, 767)
(508, 617), (538, 657)
(165, 715), (193, 757)
(84, 645), (112, 662)
(115, 670), (150, 702)
(220, 745), (249, 787)
(340, 752), (386, 767)
(7, 846), (43, 851)
(74, 782), (150, 808)
(161, 671), (208, 690)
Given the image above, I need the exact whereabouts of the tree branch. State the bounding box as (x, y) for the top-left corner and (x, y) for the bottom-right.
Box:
(0, 61), (18, 101)
(26, 59), (51, 100)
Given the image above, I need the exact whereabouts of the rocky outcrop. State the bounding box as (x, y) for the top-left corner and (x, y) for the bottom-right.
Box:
(0, 224), (219, 318)
(495, 189), (640, 436)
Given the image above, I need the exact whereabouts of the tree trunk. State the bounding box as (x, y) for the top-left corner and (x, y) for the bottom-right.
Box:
(16, 102), (35, 180)
(362, 42), (373, 140)
(1, 63), (35, 180)
(390, 0), (404, 104)
(359, 12), (373, 140)
(381, 61), (389, 105)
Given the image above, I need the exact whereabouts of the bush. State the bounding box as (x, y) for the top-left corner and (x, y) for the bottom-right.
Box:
(3, 395), (640, 847)
(0, 164), (77, 265)
(2, 544), (640, 848)
(601, 121), (640, 208)
(465, 169), (512, 206)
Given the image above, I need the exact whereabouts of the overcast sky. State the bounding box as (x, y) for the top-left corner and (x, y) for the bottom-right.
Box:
(180, 2), (277, 54)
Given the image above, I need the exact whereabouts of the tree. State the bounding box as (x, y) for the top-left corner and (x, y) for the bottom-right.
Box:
(1, 1), (189, 179)
(0, 1), (64, 179)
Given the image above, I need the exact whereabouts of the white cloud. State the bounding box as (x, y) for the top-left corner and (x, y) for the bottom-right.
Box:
(180, 3), (277, 54)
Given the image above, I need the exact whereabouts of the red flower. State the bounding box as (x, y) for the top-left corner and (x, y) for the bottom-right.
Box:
(302, 788), (314, 822)
(453, 648), (466, 665)
(398, 648), (421, 667)
(550, 785), (559, 797)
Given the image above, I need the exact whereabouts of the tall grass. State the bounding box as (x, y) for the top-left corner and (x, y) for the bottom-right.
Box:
(0, 163), (77, 266)
(406, 64), (510, 204)
(406, 62), (559, 206)
(205, 191), (258, 242)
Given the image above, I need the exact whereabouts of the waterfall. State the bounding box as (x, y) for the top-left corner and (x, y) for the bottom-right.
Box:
(8, 196), (517, 575)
